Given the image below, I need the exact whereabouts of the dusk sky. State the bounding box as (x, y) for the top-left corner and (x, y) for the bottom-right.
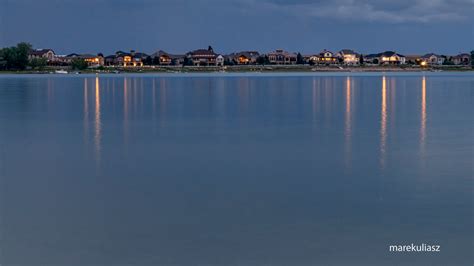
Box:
(1, 0), (473, 55)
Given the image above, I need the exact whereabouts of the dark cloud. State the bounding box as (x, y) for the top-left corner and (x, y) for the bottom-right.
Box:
(0, 0), (472, 54)
(255, 0), (474, 23)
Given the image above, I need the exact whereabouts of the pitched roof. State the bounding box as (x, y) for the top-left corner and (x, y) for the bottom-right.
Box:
(267, 49), (297, 57)
(151, 50), (185, 59)
(421, 53), (440, 59)
(188, 49), (217, 56)
(339, 49), (358, 55)
(379, 51), (405, 57)
(29, 49), (55, 56)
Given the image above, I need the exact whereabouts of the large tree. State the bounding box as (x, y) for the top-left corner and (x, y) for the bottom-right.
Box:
(0, 42), (32, 70)
(29, 57), (47, 70)
(296, 53), (304, 65)
(71, 58), (88, 70)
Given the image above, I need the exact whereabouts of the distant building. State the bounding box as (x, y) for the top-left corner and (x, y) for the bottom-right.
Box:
(28, 49), (56, 62)
(365, 51), (406, 65)
(152, 50), (172, 65)
(267, 49), (297, 65)
(114, 50), (145, 67)
(151, 50), (185, 65)
(187, 47), (218, 66)
(337, 49), (359, 65)
(216, 55), (225, 66)
(420, 53), (445, 65)
(104, 55), (116, 66)
(81, 54), (104, 67)
(304, 54), (320, 64)
(405, 55), (422, 65)
(227, 51), (260, 65)
(379, 51), (406, 65)
(316, 49), (338, 64)
(452, 53), (470, 65)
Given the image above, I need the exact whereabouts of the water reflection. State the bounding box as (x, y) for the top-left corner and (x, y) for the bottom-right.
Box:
(123, 77), (129, 144)
(345, 76), (352, 169)
(94, 76), (102, 164)
(420, 76), (427, 157)
(159, 79), (167, 128)
(380, 76), (387, 170)
(83, 78), (89, 147)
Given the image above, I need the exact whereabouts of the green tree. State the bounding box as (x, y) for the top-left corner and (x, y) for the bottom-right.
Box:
(143, 56), (153, 65)
(296, 53), (304, 64)
(182, 56), (193, 66)
(0, 42), (32, 70)
(71, 58), (88, 70)
(359, 54), (364, 65)
(15, 42), (32, 70)
(29, 57), (47, 70)
(256, 55), (269, 65)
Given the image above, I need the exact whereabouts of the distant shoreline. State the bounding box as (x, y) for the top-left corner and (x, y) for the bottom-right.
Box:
(1, 65), (472, 74)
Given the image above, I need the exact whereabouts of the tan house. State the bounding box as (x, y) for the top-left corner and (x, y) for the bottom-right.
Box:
(380, 51), (406, 65)
(420, 53), (445, 65)
(187, 47), (218, 66)
(364, 51), (406, 65)
(115, 50), (144, 67)
(337, 49), (359, 65)
(151, 50), (172, 65)
(227, 51), (260, 65)
(452, 53), (470, 65)
(81, 54), (104, 67)
(267, 49), (297, 65)
(28, 49), (56, 62)
(317, 49), (338, 64)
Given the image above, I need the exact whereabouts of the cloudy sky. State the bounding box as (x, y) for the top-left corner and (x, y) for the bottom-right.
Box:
(0, 0), (472, 55)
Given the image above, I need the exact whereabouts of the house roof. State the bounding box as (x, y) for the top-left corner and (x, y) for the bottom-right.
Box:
(188, 49), (217, 56)
(267, 49), (297, 57)
(30, 49), (55, 56)
(151, 50), (185, 59)
(421, 53), (440, 59)
(339, 49), (358, 55)
(453, 53), (470, 58)
(228, 51), (260, 58)
(379, 51), (405, 57)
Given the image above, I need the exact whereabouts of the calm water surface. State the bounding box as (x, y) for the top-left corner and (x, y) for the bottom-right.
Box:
(0, 73), (472, 266)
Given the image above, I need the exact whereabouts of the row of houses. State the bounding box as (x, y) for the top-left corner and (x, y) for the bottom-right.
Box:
(28, 47), (472, 68)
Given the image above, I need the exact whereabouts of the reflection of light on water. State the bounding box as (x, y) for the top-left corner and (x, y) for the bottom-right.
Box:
(160, 79), (167, 128)
(312, 78), (317, 120)
(380, 76), (387, 170)
(94, 76), (102, 164)
(123, 77), (129, 144)
(83, 78), (89, 146)
(420, 76), (427, 156)
(345, 77), (352, 169)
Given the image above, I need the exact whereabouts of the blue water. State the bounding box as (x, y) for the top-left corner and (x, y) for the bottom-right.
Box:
(0, 73), (472, 266)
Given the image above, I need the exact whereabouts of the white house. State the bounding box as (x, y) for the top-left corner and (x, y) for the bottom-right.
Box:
(337, 49), (359, 65)
(216, 55), (225, 66)
(420, 53), (444, 65)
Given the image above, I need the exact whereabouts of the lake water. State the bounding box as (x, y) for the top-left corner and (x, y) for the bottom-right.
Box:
(0, 73), (472, 266)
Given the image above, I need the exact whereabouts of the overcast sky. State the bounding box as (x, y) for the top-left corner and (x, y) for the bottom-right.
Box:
(0, 0), (473, 55)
